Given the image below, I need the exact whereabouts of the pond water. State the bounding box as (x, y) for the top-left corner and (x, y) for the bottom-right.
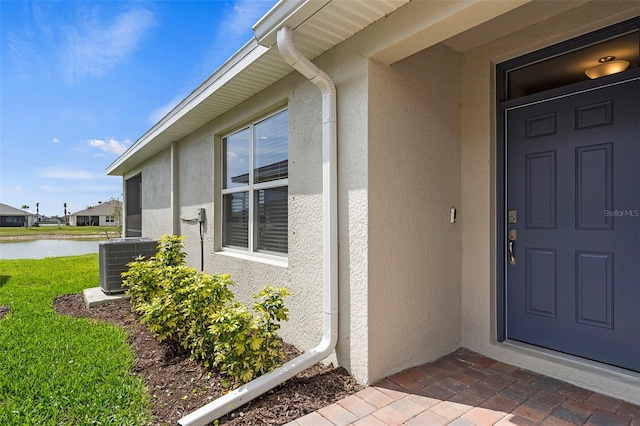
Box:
(0, 239), (103, 260)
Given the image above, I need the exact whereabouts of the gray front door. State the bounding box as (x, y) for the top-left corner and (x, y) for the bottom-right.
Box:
(506, 78), (640, 372)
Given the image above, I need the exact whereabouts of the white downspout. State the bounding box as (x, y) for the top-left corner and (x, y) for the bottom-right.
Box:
(170, 141), (180, 236)
(178, 25), (338, 426)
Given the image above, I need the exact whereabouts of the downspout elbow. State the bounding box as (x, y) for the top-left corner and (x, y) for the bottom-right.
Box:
(277, 27), (318, 81)
(277, 27), (337, 124)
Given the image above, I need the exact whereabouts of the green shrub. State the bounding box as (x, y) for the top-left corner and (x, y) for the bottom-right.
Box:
(122, 234), (290, 386)
(178, 272), (235, 357)
(124, 235), (187, 308)
(208, 286), (291, 383)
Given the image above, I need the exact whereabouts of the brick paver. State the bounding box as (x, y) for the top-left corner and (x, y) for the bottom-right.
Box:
(337, 394), (377, 417)
(513, 400), (553, 423)
(586, 393), (623, 413)
(431, 400), (473, 420)
(296, 411), (335, 426)
(317, 403), (359, 426)
(300, 348), (640, 425)
(461, 406), (507, 425)
(405, 409), (449, 426)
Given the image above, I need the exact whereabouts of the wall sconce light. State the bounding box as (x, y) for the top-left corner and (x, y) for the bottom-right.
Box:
(585, 56), (630, 79)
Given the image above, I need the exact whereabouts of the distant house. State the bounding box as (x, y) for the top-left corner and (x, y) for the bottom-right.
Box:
(69, 201), (120, 227)
(0, 203), (36, 227)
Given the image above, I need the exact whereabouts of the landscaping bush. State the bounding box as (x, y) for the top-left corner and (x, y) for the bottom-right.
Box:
(208, 285), (291, 384)
(122, 234), (291, 386)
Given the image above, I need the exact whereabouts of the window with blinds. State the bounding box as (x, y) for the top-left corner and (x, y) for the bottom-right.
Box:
(222, 109), (288, 256)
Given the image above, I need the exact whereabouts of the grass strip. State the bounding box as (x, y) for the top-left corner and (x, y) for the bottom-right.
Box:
(0, 254), (151, 425)
(0, 225), (118, 238)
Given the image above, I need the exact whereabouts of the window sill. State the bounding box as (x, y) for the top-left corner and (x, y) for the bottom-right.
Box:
(216, 249), (288, 268)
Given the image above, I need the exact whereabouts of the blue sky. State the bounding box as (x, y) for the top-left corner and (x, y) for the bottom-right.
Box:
(1, 0), (276, 217)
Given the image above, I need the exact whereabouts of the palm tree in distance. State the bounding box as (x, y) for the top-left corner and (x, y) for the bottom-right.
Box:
(36, 203), (39, 223)
(64, 202), (67, 225)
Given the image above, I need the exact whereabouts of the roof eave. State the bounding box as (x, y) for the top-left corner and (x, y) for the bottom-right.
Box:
(107, 0), (334, 177)
(106, 0), (407, 177)
(252, 0), (330, 47)
(106, 39), (269, 176)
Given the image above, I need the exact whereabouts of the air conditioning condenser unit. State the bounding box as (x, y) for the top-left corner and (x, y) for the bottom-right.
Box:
(99, 237), (157, 295)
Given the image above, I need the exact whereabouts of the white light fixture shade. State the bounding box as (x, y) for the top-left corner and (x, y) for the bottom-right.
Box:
(585, 56), (630, 79)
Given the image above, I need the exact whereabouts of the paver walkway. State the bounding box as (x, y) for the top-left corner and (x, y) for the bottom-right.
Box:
(287, 348), (640, 426)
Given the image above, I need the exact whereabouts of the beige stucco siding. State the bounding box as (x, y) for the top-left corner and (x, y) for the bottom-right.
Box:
(312, 34), (372, 383)
(139, 149), (172, 240)
(137, 46), (373, 382)
(169, 73), (327, 364)
(176, 127), (214, 265)
(367, 44), (463, 382)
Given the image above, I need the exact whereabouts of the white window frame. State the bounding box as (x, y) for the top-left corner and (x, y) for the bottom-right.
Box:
(220, 108), (288, 264)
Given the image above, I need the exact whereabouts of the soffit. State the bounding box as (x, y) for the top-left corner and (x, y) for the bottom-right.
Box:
(442, 1), (590, 53)
(107, 0), (409, 176)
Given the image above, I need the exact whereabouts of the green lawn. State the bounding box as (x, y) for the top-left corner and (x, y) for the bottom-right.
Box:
(0, 255), (151, 425)
(0, 226), (119, 238)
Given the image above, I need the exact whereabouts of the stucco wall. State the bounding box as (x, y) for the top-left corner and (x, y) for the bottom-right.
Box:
(163, 73), (327, 361)
(131, 42), (374, 381)
(140, 149), (172, 239)
(460, 1), (640, 404)
(313, 37), (371, 383)
(367, 44), (463, 382)
(176, 128), (214, 267)
(205, 39), (375, 383)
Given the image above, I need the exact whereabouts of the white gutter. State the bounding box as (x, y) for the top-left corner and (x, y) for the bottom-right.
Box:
(252, 0), (330, 47)
(178, 25), (338, 426)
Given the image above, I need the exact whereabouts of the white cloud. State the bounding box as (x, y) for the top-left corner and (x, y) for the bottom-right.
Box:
(148, 1), (274, 126)
(7, 4), (157, 83)
(52, 137), (59, 143)
(62, 7), (157, 83)
(7, 32), (36, 78)
(226, 1), (273, 39)
(38, 168), (98, 180)
(88, 138), (131, 156)
(200, 0), (273, 76)
(148, 94), (185, 125)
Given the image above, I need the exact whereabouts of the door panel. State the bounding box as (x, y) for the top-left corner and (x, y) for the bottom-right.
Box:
(506, 79), (640, 372)
(526, 151), (557, 229)
(576, 143), (613, 230)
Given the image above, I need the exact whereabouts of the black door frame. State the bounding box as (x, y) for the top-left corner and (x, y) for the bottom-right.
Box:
(495, 17), (640, 342)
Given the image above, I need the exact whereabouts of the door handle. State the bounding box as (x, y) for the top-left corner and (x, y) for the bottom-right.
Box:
(508, 229), (517, 266)
(508, 240), (516, 265)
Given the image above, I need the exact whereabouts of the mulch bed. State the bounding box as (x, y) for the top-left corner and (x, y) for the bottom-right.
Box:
(53, 294), (361, 425)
